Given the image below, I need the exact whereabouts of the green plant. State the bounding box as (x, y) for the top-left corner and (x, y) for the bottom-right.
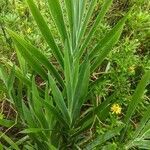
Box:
(0, 0), (150, 149)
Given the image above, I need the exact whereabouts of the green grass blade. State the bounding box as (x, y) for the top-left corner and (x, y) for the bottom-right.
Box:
(76, 0), (97, 46)
(133, 105), (150, 138)
(0, 56), (39, 97)
(85, 126), (123, 150)
(72, 59), (90, 123)
(13, 81), (24, 118)
(7, 65), (15, 93)
(48, 73), (70, 124)
(72, 59), (80, 98)
(25, 105), (49, 142)
(4, 62), (32, 87)
(44, 83), (54, 129)
(78, 0), (87, 28)
(8, 29), (64, 87)
(22, 102), (36, 127)
(121, 71), (150, 140)
(13, 39), (48, 80)
(64, 42), (73, 110)
(124, 71), (150, 125)
(0, 64), (8, 87)
(89, 10), (131, 61)
(22, 106), (48, 142)
(77, 93), (115, 128)
(127, 140), (150, 150)
(77, 0), (113, 57)
(126, 113), (150, 149)
(26, 0), (63, 67)
(20, 128), (52, 134)
(64, 0), (73, 33)
(32, 78), (49, 131)
(15, 46), (27, 75)
(101, 143), (117, 150)
(0, 65), (15, 103)
(3, 61), (45, 96)
(138, 121), (150, 138)
(41, 100), (69, 128)
(47, 0), (68, 43)
(0, 132), (19, 150)
(77, 61), (90, 108)
(91, 30), (122, 72)
(72, 95), (116, 137)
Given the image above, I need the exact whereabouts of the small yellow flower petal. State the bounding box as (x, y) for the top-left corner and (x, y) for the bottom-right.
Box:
(111, 104), (122, 115)
(27, 28), (32, 34)
(128, 65), (135, 73)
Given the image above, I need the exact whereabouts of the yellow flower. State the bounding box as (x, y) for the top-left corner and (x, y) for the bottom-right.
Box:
(111, 104), (122, 115)
(27, 28), (32, 34)
(128, 65), (135, 73)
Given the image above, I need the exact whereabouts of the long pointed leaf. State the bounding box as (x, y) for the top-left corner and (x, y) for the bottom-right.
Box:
(8, 29), (64, 87)
(91, 30), (122, 72)
(41, 100), (69, 129)
(89, 9), (132, 60)
(12, 39), (48, 80)
(48, 74), (70, 124)
(76, 0), (97, 47)
(26, 0), (63, 67)
(72, 59), (90, 123)
(133, 105), (150, 138)
(124, 71), (150, 125)
(0, 132), (19, 150)
(64, 42), (73, 111)
(47, 0), (68, 43)
(85, 126), (123, 149)
(77, 0), (113, 57)
(32, 78), (49, 131)
(64, 0), (73, 33)
(121, 71), (150, 140)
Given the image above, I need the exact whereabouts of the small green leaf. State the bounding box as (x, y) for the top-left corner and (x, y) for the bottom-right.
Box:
(0, 119), (15, 128)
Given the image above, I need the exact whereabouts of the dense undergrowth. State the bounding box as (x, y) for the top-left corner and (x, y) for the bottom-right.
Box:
(0, 0), (150, 149)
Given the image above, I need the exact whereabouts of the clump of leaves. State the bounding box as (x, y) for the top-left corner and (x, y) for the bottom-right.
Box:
(0, 0), (150, 149)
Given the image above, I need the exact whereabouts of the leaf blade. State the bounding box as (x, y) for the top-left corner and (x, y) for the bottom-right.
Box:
(47, 0), (68, 43)
(26, 0), (63, 67)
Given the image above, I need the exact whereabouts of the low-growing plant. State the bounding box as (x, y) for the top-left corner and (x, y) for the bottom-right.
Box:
(0, 0), (150, 149)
